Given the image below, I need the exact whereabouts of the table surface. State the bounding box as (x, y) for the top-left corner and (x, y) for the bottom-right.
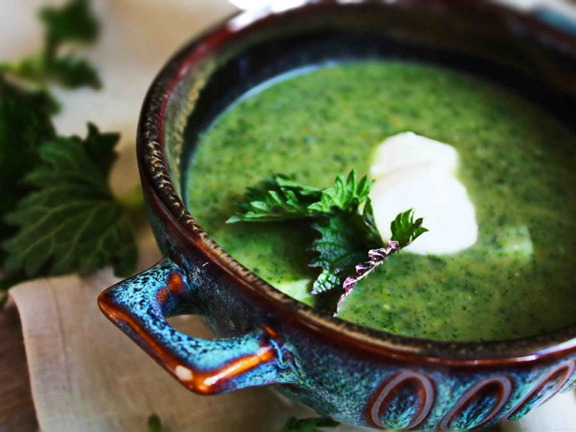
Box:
(0, 304), (37, 432)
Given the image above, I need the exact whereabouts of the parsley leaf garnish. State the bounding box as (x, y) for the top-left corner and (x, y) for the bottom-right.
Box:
(0, 0), (101, 89)
(3, 123), (138, 278)
(280, 416), (339, 432)
(229, 170), (427, 313)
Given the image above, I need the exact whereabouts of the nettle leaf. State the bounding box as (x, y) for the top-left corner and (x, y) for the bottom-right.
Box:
(310, 213), (381, 295)
(0, 77), (57, 182)
(0, 54), (101, 90)
(362, 198), (381, 245)
(3, 123), (137, 278)
(281, 416), (339, 432)
(50, 55), (101, 89)
(339, 209), (428, 308)
(40, 0), (100, 45)
(390, 208), (428, 247)
(340, 241), (401, 308)
(0, 77), (57, 265)
(227, 175), (321, 223)
(308, 170), (371, 213)
(0, 0), (101, 89)
(0, 54), (46, 85)
(228, 169), (428, 314)
(229, 171), (372, 223)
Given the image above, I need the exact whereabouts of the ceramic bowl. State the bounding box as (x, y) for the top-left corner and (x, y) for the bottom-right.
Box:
(98, 0), (576, 429)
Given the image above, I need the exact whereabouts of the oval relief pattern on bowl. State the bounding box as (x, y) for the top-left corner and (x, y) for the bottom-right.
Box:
(439, 376), (513, 430)
(503, 360), (576, 422)
(367, 370), (435, 429)
(366, 359), (576, 430)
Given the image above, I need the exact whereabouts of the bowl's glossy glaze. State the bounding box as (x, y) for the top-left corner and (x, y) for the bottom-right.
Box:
(99, 0), (576, 429)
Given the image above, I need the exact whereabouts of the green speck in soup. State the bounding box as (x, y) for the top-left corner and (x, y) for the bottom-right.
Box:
(186, 61), (576, 342)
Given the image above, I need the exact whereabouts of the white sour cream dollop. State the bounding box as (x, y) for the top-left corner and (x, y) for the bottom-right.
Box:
(369, 132), (478, 255)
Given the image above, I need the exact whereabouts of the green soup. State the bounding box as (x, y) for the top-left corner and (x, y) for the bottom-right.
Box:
(186, 61), (576, 342)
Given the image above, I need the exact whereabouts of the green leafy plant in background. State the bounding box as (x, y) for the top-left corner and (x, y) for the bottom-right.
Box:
(0, 0), (101, 90)
(0, 77), (57, 265)
(3, 124), (138, 279)
(0, 0), (141, 307)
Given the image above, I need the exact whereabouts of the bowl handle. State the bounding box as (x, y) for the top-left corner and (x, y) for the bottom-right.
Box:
(98, 257), (298, 395)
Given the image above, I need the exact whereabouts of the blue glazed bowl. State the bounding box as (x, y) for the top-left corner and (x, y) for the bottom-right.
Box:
(98, 0), (576, 429)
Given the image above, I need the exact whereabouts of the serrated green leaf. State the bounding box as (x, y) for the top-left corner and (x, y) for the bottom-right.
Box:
(39, 0), (100, 45)
(229, 170), (372, 223)
(390, 208), (428, 247)
(3, 124), (138, 278)
(0, 54), (46, 84)
(227, 174), (322, 223)
(281, 416), (339, 432)
(0, 77), (57, 182)
(308, 170), (371, 214)
(49, 55), (101, 89)
(0, 0), (101, 90)
(362, 198), (381, 245)
(310, 213), (381, 295)
(228, 169), (428, 314)
(0, 77), (57, 267)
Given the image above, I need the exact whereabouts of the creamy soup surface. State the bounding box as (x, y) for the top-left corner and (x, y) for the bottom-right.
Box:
(186, 61), (576, 341)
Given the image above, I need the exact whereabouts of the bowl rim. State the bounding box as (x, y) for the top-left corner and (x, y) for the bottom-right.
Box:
(137, 0), (576, 366)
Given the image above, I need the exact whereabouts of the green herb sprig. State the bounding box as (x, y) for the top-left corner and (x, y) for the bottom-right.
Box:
(3, 123), (138, 278)
(229, 170), (427, 312)
(0, 0), (142, 305)
(0, 0), (101, 90)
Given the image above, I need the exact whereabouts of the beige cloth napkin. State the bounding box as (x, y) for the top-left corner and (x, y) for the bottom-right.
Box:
(2, 0), (576, 431)
(9, 234), (324, 432)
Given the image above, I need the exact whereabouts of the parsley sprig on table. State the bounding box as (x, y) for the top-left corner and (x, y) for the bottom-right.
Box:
(229, 170), (427, 312)
(0, 0), (101, 90)
(147, 414), (169, 432)
(281, 416), (340, 431)
(0, 0), (142, 306)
